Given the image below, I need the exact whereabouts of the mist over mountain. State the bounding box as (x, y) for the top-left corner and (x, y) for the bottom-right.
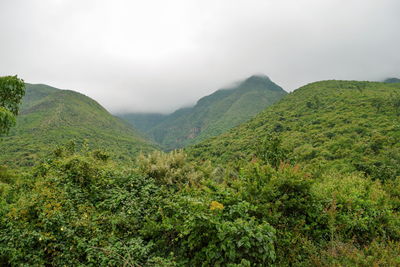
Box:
(2, 1), (399, 113)
(1, 0), (400, 265)
(119, 74), (287, 150)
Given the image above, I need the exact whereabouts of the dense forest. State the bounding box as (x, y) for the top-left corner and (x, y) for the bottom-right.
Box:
(1, 75), (400, 266)
(189, 80), (400, 181)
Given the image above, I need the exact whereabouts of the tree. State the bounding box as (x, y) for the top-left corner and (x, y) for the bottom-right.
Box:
(256, 133), (288, 169)
(0, 76), (25, 135)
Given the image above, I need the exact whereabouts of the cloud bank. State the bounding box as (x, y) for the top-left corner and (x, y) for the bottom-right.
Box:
(1, 0), (399, 113)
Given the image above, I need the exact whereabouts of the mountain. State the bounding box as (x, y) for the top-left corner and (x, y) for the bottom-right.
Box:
(119, 75), (287, 150)
(189, 80), (400, 180)
(2, 80), (400, 267)
(117, 113), (167, 133)
(384, 77), (400, 83)
(0, 84), (156, 167)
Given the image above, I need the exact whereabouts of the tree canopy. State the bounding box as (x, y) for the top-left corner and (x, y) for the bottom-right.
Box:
(0, 76), (25, 135)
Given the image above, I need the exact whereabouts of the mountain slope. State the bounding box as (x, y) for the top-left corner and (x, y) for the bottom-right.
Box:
(384, 77), (400, 83)
(117, 113), (167, 133)
(189, 80), (400, 180)
(0, 84), (156, 167)
(120, 75), (287, 150)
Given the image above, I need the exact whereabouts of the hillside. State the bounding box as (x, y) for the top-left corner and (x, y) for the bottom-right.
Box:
(119, 75), (287, 150)
(189, 80), (400, 180)
(2, 80), (400, 266)
(0, 84), (156, 167)
(384, 77), (400, 83)
(118, 113), (167, 133)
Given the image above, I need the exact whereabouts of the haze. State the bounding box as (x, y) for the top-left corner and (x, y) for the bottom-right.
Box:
(0, 0), (399, 113)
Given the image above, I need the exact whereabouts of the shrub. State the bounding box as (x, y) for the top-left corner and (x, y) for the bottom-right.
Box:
(312, 173), (400, 244)
(143, 193), (276, 266)
(0, 149), (165, 266)
(136, 150), (206, 189)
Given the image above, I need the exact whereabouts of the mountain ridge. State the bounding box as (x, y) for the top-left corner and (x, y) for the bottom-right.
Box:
(384, 77), (400, 83)
(119, 74), (287, 150)
(0, 83), (156, 167)
(188, 80), (400, 180)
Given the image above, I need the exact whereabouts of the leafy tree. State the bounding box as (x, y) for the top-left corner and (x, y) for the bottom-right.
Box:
(0, 75), (25, 135)
(255, 133), (288, 169)
(0, 145), (168, 266)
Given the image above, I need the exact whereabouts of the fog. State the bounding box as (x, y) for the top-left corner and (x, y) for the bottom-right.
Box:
(0, 0), (399, 113)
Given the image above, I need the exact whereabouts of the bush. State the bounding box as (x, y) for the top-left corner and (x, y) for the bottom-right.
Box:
(136, 150), (207, 189)
(311, 239), (400, 266)
(234, 162), (325, 264)
(0, 148), (165, 266)
(312, 173), (400, 244)
(143, 193), (276, 266)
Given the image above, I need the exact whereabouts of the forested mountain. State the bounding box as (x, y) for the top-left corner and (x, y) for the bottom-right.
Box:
(384, 77), (400, 83)
(2, 78), (400, 266)
(118, 113), (167, 133)
(189, 80), (400, 180)
(119, 75), (287, 150)
(0, 84), (156, 167)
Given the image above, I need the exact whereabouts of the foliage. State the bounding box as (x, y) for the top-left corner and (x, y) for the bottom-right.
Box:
(0, 145), (165, 266)
(229, 161), (399, 265)
(143, 193), (276, 266)
(1, 143), (400, 266)
(310, 239), (400, 266)
(0, 148), (278, 266)
(0, 75), (25, 135)
(312, 173), (400, 244)
(189, 80), (400, 181)
(255, 133), (289, 169)
(136, 150), (206, 189)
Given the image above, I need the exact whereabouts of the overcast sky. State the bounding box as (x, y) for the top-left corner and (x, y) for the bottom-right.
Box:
(0, 0), (399, 113)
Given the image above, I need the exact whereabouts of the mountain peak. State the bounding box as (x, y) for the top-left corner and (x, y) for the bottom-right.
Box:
(238, 74), (285, 93)
(119, 75), (286, 150)
(244, 74), (271, 84)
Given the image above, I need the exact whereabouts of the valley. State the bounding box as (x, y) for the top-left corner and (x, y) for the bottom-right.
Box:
(118, 75), (287, 150)
(1, 75), (400, 266)
(2, 1), (399, 265)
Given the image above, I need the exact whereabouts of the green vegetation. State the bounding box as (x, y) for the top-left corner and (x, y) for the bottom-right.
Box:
(190, 80), (400, 181)
(1, 78), (400, 266)
(1, 145), (399, 266)
(384, 77), (400, 83)
(0, 76), (25, 135)
(0, 84), (156, 167)
(118, 113), (167, 133)
(119, 75), (287, 150)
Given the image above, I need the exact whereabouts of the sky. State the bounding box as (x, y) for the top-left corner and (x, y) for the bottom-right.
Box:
(0, 0), (399, 114)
